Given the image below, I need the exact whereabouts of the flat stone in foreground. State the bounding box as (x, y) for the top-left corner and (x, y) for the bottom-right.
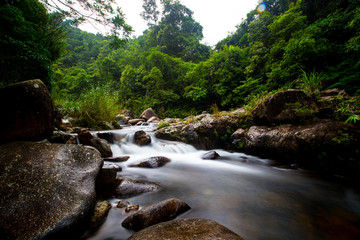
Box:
(127, 218), (244, 240)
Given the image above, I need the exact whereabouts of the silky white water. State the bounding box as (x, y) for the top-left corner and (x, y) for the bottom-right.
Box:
(85, 125), (360, 240)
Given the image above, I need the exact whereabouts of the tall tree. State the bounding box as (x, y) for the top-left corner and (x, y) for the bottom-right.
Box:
(39, 0), (133, 41)
(141, 0), (160, 27)
(0, 0), (66, 88)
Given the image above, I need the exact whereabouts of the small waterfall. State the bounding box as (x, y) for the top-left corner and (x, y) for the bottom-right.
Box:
(87, 125), (360, 240)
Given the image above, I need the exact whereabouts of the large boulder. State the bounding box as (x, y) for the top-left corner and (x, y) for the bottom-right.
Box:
(155, 113), (241, 149)
(251, 89), (318, 125)
(140, 108), (158, 121)
(0, 142), (103, 239)
(230, 120), (360, 177)
(0, 79), (53, 143)
(127, 218), (244, 240)
(122, 198), (191, 231)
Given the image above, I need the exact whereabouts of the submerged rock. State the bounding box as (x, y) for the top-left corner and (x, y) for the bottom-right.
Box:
(113, 178), (161, 199)
(122, 198), (191, 231)
(127, 218), (244, 240)
(0, 142), (103, 240)
(129, 156), (171, 168)
(201, 151), (220, 160)
(0, 79), (54, 144)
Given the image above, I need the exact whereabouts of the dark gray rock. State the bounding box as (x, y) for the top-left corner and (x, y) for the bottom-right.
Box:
(104, 156), (130, 162)
(89, 137), (113, 157)
(134, 130), (151, 146)
(97, 132), (114, 144)
(0, 142), (103, 240)
(96, 164), (120, 193)
(113, 178), (160, 199)
(201, 151), (220, 160)
(0, 79), (53, 144)
(127, 218), (244, 240)
(129, 156), (171, 168)
(78, 129), (94, 145)
(122, 198), (191, 231)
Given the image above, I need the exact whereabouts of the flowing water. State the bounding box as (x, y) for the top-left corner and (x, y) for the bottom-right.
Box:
(86, 125), (360, 240)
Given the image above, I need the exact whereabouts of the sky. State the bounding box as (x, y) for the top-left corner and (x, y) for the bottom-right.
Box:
(82, 0), (260, 46)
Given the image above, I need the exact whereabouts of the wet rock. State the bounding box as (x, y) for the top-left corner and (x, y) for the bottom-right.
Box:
(89, 137), (113, 158)
(128, 119), (145, 125)
(201, 151), (220, 160)
(66, 135), (78, 144)
(0, 79), (53, 144)
(104, 156), (130, 162)
(0, 142), (103, 240)
(96, 164), (120, 193)
(231, 120), (360, 176)
(122, 198), (191, 231)
(78, 129), (94, 145)
(251, 89), (318, 125)
(117, 200), (131, 208)
(47, 131), (73, 144)
(89, 201), (112, 228)
(134, 130), (151, 146)
(113, 178), (161, 199)
(140, 108), (158, 121)
(97, 132), (114, 144)
(129, 156), (171, 168)
(125, 205), (140, 213)
(127, 218), (244, 240)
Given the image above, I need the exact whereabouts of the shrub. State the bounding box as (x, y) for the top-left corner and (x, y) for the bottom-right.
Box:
(74, 85), (120, 128)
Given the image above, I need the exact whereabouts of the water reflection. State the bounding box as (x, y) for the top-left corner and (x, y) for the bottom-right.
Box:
(86, 126), (360, 240)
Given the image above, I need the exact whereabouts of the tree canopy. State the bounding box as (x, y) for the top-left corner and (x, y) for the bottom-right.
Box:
(1, 0), (359, 118)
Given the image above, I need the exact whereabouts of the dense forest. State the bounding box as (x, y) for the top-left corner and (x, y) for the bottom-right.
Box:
(1, 0), (360, 124)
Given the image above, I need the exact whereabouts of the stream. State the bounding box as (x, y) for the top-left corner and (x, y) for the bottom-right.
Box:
(86, 124), (360, 240)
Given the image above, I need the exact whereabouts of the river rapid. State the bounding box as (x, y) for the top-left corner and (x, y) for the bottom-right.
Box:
(86, 124), (360, 240)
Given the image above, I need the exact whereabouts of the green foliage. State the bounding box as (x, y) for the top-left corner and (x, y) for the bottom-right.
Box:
(0, 0), (66, 88)
(47, 0), (360, 122)
(336, 96), (360, 125)
(73, 85), (120, 128)
(296, 70), (324, 93)
(332, 130), (352, 144)
(157, 120), (171, 129)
